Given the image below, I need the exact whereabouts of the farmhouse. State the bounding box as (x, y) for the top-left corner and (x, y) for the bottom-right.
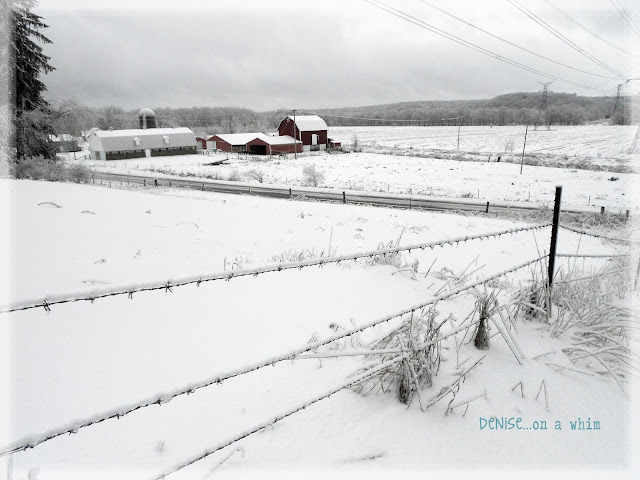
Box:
(88, 127), (197, 160)
(207, 133), (301, 154)
(278, 115), (328, 152)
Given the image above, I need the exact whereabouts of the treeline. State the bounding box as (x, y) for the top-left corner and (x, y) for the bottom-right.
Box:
(310, 92), (636, 127)
(50, 91), (638, 137)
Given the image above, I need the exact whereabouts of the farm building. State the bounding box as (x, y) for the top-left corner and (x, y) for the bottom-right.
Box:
(195, 136), (207, 150)
(246, 134), (301, 155)
(87, 127), (197, 160)
(278, 115), (328, 152)
(206, 133), (301, 154)
(206, 133), (260, 153)
(50, 134), (80, 153)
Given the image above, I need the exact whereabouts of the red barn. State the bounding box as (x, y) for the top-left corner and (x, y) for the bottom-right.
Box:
(247, 134), (302, 155)
(206, 133), (260, 152)
(278, 115), (328, 152)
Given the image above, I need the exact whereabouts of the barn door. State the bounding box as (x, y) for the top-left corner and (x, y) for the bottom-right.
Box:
(311, 134), (318, 145)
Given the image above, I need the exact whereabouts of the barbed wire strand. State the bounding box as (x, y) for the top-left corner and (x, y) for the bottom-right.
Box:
(559, 225), (638, 243)
(152, 354), (411, 479)
(0, 255), (546, 457)
(556, 252), (634, 258)
(0, 224), (550, 314)
(555, 265), (636, 284)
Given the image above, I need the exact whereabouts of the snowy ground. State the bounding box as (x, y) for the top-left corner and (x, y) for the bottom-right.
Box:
(69, 148), (638, 214)
(1, 179), (639, 480)
(330, 125), (639, 169)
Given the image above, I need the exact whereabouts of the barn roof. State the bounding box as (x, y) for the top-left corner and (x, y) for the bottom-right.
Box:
(286, 115), (328, 131)
(210, 133), (262, 145)
(89, 127), (196, 152)
(253, 134), (300, 145)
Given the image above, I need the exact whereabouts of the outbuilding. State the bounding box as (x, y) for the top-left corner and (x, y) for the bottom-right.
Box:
(277, 115), (328, 152)
(206, 133), (261, 153)
(88, 127), (197, 160)
(246, 134), (301, 155)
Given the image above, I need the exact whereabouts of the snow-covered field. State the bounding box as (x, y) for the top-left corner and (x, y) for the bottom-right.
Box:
(1, 179), (638, 480)
(331, 125), (638, 168)
(72, 150), (638, 214)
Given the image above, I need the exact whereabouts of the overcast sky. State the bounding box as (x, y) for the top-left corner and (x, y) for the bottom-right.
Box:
(36, 0), (640, 111)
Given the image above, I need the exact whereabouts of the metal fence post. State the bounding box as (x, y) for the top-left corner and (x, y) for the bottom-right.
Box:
(548, 186), (562, 287)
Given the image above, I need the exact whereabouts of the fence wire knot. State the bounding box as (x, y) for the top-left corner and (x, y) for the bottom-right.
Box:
(165, 282), (172, 293)
(42, 302), (50, 312)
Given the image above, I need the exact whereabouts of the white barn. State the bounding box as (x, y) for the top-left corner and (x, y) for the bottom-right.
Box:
(88, 127), (197, 160)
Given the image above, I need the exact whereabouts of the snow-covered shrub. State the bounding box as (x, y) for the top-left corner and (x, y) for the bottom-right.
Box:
(302, 164), (324, 187)
(353, 306), (443, 406)
(12, 156), (91, 183)
(245, 168), (265, 183)
(227, 169), (242, 182)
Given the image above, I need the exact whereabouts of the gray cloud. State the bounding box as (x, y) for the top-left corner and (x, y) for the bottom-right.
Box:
(37, 0), (638, 110)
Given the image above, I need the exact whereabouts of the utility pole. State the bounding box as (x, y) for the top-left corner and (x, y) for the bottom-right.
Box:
(520, 125), (529, 174)
(535, 81), (553, 130)
(440, 116), (462, 149)
(292, 109), (297, 159)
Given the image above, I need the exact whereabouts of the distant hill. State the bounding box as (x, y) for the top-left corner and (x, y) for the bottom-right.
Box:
(298, 92), (631, 127)
(83, 92), (637, 136)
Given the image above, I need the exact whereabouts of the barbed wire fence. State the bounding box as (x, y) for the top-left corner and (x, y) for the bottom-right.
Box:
(2, 186), (637, 478)
(0, 224), (551, 314)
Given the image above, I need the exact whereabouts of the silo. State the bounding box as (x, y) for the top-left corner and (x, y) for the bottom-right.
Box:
(139, 108), (157, 129)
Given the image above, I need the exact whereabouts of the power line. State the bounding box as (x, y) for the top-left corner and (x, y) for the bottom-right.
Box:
(609, 0), (640, 37)
(507, 0), (625, 79)
(0, 223), (551, 314)
(417, 0), (619, 79)
(363, 0), (612, 94)
(542, 0), (639, 57)
(302, 112), (427, 123)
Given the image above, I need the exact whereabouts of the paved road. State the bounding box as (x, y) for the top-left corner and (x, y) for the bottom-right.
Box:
(93, 171), (600, 216)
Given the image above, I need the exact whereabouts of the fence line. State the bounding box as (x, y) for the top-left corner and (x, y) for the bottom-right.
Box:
(555, 266), (636, 285)
(0, 223), (550, 314)
(556, 252), (634, 258)
(0, 254), (546, 457)
(559, 225), (638, 243)
(152, 354), (410, 480)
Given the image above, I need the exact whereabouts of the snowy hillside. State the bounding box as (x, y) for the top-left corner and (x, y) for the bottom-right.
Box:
(1, 179), (638, 480)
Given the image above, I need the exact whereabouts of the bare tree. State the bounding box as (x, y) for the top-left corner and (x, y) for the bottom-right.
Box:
(245, 169), (265, 183)
(302, 165), (324, 187)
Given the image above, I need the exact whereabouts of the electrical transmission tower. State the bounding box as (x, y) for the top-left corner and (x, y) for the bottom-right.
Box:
(534, 81), (553, 130)
(611, 84), (623, 121)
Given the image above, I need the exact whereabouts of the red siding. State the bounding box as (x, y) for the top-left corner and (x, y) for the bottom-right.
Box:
(208, 135), (232, 152)
(277, 118), (327, 146)
(246, 137), (302, 154)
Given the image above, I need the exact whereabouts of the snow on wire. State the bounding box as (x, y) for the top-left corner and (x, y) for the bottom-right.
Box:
(559, 225), (639, 244)
(0, 254), (546, 457)
(0, 223), (550, 314)
(152, 354), (412, 479)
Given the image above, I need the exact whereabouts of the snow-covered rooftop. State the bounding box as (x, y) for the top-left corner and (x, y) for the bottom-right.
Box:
(92, 127), (193, 138)
(254, 134), (300, 145)
(88, 127), (196, 152)
(210, 133), (263, 145)
(287, 115), (328, 132)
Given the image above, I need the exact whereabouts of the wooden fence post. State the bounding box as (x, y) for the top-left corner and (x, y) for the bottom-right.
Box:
(343, 191), (346, 204)
(548, 186), (562, 288)
(485, 202), (489, 213)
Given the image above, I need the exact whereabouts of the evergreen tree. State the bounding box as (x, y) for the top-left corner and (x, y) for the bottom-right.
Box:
(5, 0), (56, 159)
